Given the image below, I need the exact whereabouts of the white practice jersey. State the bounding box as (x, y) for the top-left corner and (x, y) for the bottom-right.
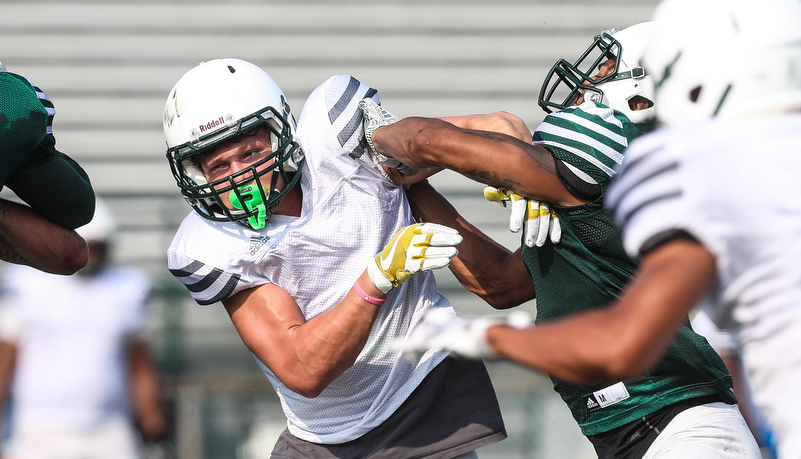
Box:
(0, 264), (149, 431)
(167, 75), (450, 444)
(606, 113), (801, 455)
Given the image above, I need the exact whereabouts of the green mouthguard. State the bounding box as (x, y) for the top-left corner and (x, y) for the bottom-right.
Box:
(229, 184), (267, 229)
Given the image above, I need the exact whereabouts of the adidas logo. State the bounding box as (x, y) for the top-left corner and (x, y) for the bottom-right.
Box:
(249, 235), (270, 256)
(586, 398), (599, 410)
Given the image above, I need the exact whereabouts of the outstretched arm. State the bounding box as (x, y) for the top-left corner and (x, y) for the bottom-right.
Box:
(372, 117), (584, 206)
(486, 239), (715, 383)
(439, 111), (533, 144)
(406, 180), (535, 309)
(0, 199), (88, 274)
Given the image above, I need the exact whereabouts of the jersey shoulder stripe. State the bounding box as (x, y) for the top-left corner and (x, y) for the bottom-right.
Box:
(534, 101), (638, 185)
(321, 75), (378, 160)
(169, 258), (242, 306)
(605, 129), (687, 257)
(607, 143), (683, 229)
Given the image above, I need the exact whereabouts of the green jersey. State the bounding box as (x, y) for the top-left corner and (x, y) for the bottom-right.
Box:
(0, 71), (94, 228)
(523, 101), (732, 436)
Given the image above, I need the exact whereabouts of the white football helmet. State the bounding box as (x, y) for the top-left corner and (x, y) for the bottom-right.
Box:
(75, 198), (117, 275)
(645, 0), (801, 124)
(539, 22), (656, 126)
(163, 58), (304, 229)
(76, 198), (116, 243)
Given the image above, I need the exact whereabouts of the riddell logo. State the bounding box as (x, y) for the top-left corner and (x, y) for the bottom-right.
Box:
(198, 116), (225, 133)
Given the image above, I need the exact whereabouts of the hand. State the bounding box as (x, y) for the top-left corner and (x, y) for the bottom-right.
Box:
(359, 98), (417, 175)
(483, 186), (561, 247)
(396, 308), (533, 360)
(367, 223), (462, 294)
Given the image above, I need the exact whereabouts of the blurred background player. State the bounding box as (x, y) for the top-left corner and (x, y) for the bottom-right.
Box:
(0, 199), (168, 459)
(0, 61), (95, 274)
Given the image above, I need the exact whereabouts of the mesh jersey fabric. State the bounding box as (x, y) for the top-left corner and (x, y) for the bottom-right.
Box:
(522, 101), (732, 436)
(0, 264), (150, 431)
(606, 114), (801, 457)
(167, 75), (452, 444)
(0, 72), (94, 228)
(0, 72), (52, 186)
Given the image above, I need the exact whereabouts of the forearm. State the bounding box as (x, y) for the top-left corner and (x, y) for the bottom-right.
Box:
(439, 111), (533, 143)
(487, 240), (716, 383)
(129, 341), (167, 439)
(0, 199), (88, 274)
(228, 273), (385, 398)
(487, 309), (650, 383)
(291, 272), (384, 385)
(0, 341), (17, 414)
(406, 181), (535, 308)
(373, 118), (575, 205)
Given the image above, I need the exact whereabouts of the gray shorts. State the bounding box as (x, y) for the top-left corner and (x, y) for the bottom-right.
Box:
(270, 356), (507, 459)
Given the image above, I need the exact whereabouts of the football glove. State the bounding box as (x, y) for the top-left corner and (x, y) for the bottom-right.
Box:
(359, 98), (417, 175)
(483, 186), (561, 247)
(397, 308), (533, 360)
(367, 223), (462, 294)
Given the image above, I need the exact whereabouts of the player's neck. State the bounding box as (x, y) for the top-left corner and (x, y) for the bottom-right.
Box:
(275, 183), (302, 217)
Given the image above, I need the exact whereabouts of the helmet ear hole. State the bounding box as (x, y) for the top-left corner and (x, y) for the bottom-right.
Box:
(628, 95), (654, 111)
(689, 86), (702, 103)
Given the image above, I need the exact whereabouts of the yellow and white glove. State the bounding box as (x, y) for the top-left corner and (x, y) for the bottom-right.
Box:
(359, 98), (417, 175)
(396, 308), (533, 360)
(483, 186), (562, 248)
(367, 223), (462, 294)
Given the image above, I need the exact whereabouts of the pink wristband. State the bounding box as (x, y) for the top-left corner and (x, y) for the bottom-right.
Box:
(353, 280), (387, 305)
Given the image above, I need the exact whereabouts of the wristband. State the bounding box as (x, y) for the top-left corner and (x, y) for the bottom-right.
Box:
(353, 279), (387, 306)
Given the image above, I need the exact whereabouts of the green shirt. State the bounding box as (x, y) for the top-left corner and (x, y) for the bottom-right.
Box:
(523, 102), (732, 436)
(0, 72), (94, 228)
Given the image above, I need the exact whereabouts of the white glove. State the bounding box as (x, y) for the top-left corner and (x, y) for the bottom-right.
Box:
(367, 223), (462, 294)
(359, 98), (417, 175)
(397, 308), (533, 360)
(483, 186), (561, 247)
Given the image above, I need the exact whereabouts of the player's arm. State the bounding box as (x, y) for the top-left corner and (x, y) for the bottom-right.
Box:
(405, 180), (535, 309)
(224, 223), (461, 397)
(223, 272), (384, 397)
(487, 238), (715, 383)
(0, 198), (88, 275)
(128, 339), (167, 440)
(439, 111), (533, 144)
(0, 340), (17, 420)
(371, 116), (584, 206)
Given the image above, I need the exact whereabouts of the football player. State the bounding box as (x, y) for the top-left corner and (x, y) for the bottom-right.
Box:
(486, 22), (656, 248)
(162, 59), (505, 458)
(362, 21), (761, 458)
(604, 0), (801, 455)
